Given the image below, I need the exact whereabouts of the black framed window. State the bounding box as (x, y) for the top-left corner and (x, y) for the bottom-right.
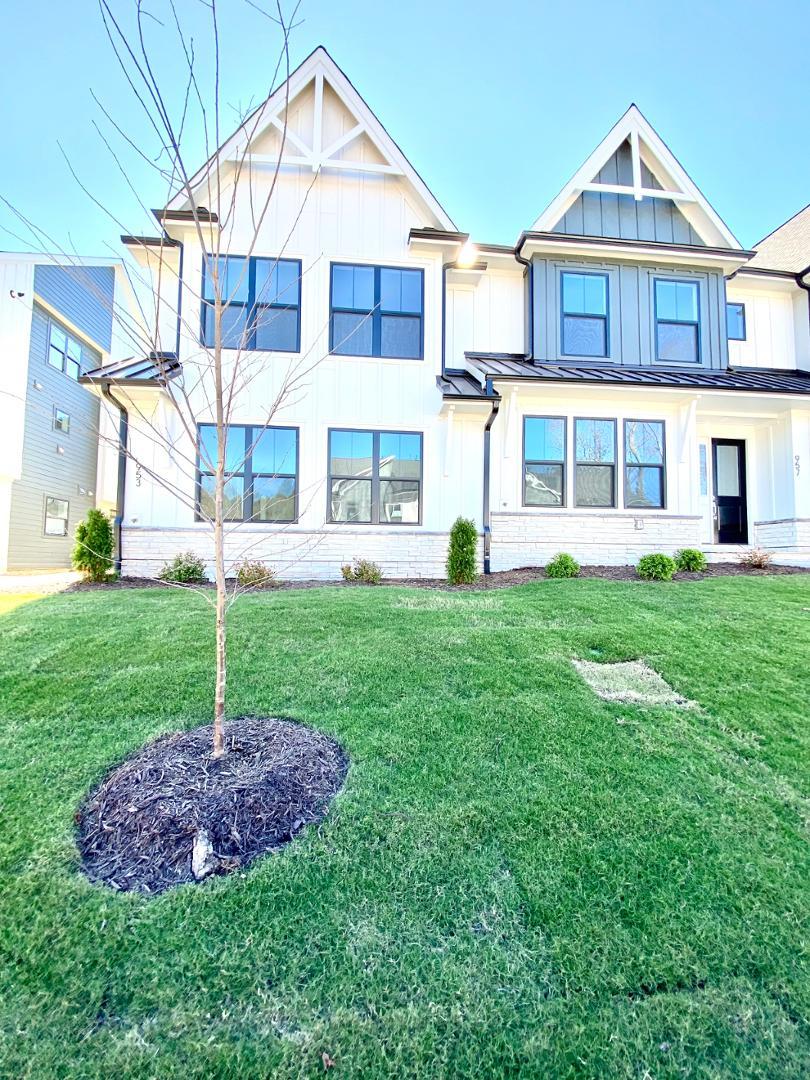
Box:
(575, 418), (616, 507)
(727, 302), (746, 341)
(561, 271), (608, 357)
(47, 323), (82, 380)
(523, 416), (566, 506)
(44, 496), (69, 537)
(330, 264), (423, 359)
(624, 420), (665, 509)
(196, 423), (298, 522)
(200, 255), (301, 352)
(53, 407), (70, 434)
(655, 279), (700, 363)
(328, 429), (422, 523)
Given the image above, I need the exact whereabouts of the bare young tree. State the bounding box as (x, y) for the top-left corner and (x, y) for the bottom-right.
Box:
(2, 0), (377, 758)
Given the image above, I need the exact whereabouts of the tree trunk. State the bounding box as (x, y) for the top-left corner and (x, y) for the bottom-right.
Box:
(212, 293), (226, 758)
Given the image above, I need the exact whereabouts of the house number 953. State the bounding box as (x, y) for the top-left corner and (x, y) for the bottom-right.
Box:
(795, 455), (801, 477)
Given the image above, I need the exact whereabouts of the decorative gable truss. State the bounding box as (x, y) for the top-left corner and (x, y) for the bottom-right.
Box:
(165, 46), (454, 230)
(532, 105), (741, 249)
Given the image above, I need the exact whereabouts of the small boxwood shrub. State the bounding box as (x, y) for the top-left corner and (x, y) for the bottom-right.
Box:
(446, 517), (478, 585)
(341, 558), (382, 585)
(545, 552), (580, 579)
(158, 551), (208, 584)
(675, 548), (707, 573)
(235, 559), (277, 588)
(636, 553), (677, 582)
(72, 509), (114, 582)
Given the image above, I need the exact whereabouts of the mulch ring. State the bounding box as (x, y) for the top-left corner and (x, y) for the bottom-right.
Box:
(76, 716), (348, 895)
(70, 561), (806, 594)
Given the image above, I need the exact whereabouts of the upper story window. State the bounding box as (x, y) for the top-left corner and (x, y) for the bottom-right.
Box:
(523, 416), (566, 506)
(201, 255), (301, 352)
(48, 323), (82, 380)
(330, 264), (423, 359)
(575, 418), (616, 508)
(726, 302), (746, 341)
(654, 279), (700, 363)
(196, 423), (298, 522)
(328, 428), (422, 523)
(624, 420), (665, 509)
(561, 271), (608, 357)
(53, 407), (70, 434)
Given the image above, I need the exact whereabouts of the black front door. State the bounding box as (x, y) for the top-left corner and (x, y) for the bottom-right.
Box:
(712, 439), (748, 544)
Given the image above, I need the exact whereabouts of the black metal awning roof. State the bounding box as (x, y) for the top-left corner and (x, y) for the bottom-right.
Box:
(81, 352), (181, 385)
(461, 354), (810, 395)
(436, 372), (499, 400)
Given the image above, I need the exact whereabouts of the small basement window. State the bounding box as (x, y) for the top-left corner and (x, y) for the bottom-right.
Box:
(726, 302), (746, 341)
(53, 407), (70, 434)
(44, 497), (69, 537)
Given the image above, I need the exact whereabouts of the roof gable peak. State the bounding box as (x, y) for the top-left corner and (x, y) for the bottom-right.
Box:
(531, 105), (740, 250)
(167, 46), (454, 230)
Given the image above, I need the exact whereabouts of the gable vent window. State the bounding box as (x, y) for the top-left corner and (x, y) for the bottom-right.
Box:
(575, 418), (616, 508)
(44, 497), (69, 537)
(727, 302), (746, 341)
(624, 420), (665, 509)
(561, 272), (608, 358)
(53, 408), (70, 434)
(195, 423), (298, 522)
(330, 264), (423, 360)
(655, 279), (700, 363)
(200, 255), (301, 353)
(48, 324), (83, 380)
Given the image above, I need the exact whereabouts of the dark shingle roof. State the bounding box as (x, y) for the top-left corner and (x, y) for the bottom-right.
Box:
(748, 204), (810, 274)
(463, 355), (810, 395)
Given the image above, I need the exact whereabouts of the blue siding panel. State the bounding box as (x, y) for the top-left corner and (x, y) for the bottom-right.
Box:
(34, 264), (115, 350)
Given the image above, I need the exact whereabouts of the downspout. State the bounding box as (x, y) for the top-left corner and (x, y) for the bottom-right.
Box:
(482, 379), (501, 575)
(795, 262), (810, 343)
(441, 260), (454, 375)
(514, 233), (534, 359)
(175, 239), (185, 358)
(101, 383), (129, 575)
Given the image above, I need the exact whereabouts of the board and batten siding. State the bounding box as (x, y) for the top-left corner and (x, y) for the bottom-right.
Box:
(531, 254), (729, 370)
(551, 141), (705, 245)
(6, 305), (101, 569)
(33, 264), (115, 352)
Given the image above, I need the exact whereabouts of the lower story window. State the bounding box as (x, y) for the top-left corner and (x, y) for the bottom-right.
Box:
(575, 418), (616, 507)
(44, 497), (69, 536)
(196, 424), (298, 522)
(329, 429), (422, 524)
(624, 420), (665, 508)
(523, 416), (566, 506)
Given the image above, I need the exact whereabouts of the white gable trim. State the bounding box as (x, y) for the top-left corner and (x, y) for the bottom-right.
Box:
(166, 47), (454, 230)
(531, 105), (740, 250)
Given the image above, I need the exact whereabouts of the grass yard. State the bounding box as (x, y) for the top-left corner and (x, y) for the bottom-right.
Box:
(0, 577), (809, 1078)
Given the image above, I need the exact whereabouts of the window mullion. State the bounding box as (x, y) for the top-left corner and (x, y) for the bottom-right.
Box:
(372, 431), (381, 524)
(372, 268), (382, 357)
(243, 426), (253, 521)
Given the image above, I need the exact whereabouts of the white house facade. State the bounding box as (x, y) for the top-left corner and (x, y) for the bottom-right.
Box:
(86, 47), (810, 579)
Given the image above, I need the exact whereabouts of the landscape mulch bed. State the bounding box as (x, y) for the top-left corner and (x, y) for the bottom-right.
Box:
(76, 717), (347, 895)
(70, 562), (807, 594)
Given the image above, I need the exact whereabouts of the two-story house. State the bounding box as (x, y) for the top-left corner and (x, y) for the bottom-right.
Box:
(85, 47), (810, 578)
(0, 254), (123, 572)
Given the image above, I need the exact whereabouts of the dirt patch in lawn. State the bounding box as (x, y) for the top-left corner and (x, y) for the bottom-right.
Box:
(76, 717), (347, 895)
(573, 659), (696, 708)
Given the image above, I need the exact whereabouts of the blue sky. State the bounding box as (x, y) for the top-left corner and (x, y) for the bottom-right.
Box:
(1, 0), (808, 256)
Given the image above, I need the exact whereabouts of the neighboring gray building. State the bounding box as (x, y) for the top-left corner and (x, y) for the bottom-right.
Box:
(0, 255), (119, 571)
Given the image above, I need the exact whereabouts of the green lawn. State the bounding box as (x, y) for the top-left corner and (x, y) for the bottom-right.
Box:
(1, 578), (809, 1078)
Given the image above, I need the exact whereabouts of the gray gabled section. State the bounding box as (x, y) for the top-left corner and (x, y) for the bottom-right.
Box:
(34, 264), (115, 350)
(551, 140), (705, 245)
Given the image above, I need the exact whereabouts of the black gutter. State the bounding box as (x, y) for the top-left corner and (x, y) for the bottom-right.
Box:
(514, 236), (534, 359)
(794, 262), (810, 342)
(100, 384), (129, 575)
(482, 380), (501, 575)
(517, 230), (756, 261)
